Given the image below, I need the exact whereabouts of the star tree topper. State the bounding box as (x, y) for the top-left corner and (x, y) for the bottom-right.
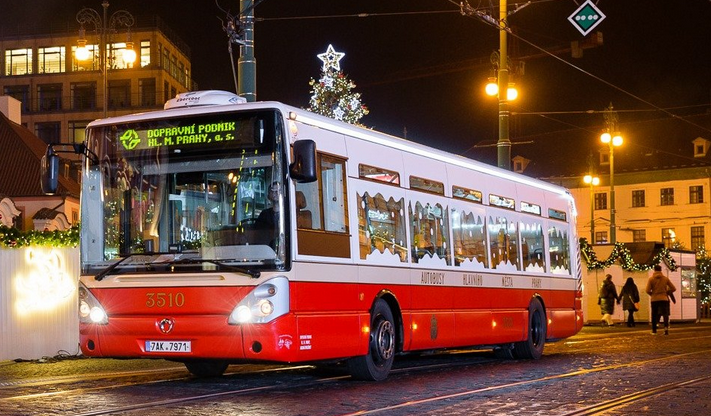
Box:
(317, 44), (345, 72)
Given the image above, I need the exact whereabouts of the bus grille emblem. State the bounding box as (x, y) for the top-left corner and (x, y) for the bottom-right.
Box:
(158, 318), (174, 334)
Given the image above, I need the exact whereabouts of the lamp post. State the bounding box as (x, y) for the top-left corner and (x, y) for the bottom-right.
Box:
(496, 0), (510, 170)
(583, 174), (600, 243)
(76, 1), (135, 118)
(600, 104), (622, 244)
(484, 49), (518, 170)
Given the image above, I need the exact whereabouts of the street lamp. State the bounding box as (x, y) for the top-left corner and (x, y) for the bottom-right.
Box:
(76, 1), (135, 118)
(485, 75), (518, 101)
(600, 104), (623, 243)
(583, 174), (600, 243)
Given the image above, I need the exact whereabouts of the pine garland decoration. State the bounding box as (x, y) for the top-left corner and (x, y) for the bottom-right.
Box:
(0, 224), (80, 248)
(579, 238), (677, 271)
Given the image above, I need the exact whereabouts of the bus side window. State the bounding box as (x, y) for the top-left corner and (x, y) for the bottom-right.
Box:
(320, 155), (348, 233)
(294, 154), (348, 233)
(548, 223), (571, 275)
(295, 154), (351, 259)
(488, 215), (520, 271)
(521, 220), (546, 272)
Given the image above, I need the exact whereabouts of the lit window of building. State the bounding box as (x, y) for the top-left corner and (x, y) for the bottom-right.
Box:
(38, 46), (65, 74)
(595, 231), (608, 244)
(68, 121), (90, 144)
(140, 40), (151, 67)
(660, 188), (674, 206)
(594, 192), (607, 210)
(689, 185), (704, 204)
(691, 226), (705, 251)
(5, 48), (33, 75)
(662, 228), (676, 248)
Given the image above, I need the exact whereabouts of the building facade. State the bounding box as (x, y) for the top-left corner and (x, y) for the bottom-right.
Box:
(557, 165), (711, 252)
(0, 16), (194, 145)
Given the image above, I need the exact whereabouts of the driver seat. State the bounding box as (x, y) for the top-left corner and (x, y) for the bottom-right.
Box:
(295, 191), (313, 229)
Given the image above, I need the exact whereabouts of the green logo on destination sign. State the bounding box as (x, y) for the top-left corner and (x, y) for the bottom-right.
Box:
(120, 129), (141, 150)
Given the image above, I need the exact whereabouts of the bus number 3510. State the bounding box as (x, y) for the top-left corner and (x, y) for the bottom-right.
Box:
(146, 292), (185, 308)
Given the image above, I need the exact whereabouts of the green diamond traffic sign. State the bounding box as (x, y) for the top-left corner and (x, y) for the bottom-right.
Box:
(568, 0), (606, 36)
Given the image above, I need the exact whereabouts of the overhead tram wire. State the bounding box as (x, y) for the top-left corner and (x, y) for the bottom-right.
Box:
(251, 3), (711, 143)
(254, 10), (460, 22)
(450, 0), (711, 136)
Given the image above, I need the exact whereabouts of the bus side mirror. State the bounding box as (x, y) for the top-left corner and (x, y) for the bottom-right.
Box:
(41, 145), (60, 195)
(290, 139), (317, 183)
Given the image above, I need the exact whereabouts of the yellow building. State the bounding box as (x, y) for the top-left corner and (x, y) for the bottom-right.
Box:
(564, 163), (710, 252)
(0, 16), (194, 145)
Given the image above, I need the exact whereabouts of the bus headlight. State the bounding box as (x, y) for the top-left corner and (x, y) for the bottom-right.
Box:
(232, 305), (252, 323)
(229, 276), (289, 325)
(258, 299), (274, 316)
(78, 283), (108, 325)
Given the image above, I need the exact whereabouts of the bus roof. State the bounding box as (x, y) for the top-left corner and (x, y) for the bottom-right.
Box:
(87, 92), (572, 200)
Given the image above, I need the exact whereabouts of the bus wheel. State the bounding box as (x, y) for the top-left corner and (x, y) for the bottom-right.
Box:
(184, 360), (229, 377)
(348, 298), (396, 381)
(513, 298), (546, 360)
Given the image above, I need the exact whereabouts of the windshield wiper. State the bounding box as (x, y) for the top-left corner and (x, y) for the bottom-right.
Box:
(169, 258), (261, 278)
(94, 254), (262, 281)
(95, 253), (145, 281)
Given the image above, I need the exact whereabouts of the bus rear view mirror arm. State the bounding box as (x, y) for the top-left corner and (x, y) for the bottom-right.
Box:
(40, 143), (99, 195)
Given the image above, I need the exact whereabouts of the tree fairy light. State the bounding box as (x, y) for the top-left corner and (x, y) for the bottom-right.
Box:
(308, 44), (369, 125)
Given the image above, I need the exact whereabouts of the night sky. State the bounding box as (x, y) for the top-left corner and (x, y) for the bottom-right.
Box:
(3, 0), (711, 170)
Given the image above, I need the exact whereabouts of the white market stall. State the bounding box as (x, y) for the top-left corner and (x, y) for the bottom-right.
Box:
(581, 242), (698, 325)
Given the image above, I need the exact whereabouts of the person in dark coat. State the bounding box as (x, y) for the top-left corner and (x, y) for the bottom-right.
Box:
(598, 274), (618, 326)
(618, 277), (640, 327)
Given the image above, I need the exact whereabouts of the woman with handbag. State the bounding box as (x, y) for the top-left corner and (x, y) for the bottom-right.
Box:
(619, 277), (641, 327)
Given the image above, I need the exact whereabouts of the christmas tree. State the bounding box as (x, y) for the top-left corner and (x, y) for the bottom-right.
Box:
(308, 44), (369, 125)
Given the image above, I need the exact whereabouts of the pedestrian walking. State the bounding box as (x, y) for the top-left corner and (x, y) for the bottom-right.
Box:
(598, 274), (618, 326)
(618, 277), (640, 327)
(645, 264), (676, 335)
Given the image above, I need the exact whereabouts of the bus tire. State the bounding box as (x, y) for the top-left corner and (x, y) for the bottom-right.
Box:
(348, 298), (396, 381)
(184, 360), (229, 377)
(513, 297), (546, 360)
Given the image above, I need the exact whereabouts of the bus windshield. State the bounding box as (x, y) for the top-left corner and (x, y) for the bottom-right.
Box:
(79, 109), (287, 275)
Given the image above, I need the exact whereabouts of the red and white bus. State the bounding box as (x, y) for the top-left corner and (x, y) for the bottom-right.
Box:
(43, 90), (583, 380)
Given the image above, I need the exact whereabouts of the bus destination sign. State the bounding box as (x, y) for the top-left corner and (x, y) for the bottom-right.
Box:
(119, 121), (239, 151)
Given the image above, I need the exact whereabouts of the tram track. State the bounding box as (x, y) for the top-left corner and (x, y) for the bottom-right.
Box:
(0, 364), (317, 400)
(20, 345), (710, 416)
(558, 374), (711, 416)
(3, 326), (710, 415)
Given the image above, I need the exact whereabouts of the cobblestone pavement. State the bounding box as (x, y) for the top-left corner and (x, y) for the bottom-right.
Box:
(1, 321), (710, 415)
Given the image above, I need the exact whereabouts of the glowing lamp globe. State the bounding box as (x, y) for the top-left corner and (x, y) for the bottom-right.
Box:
(485, 80), (498, 97)
(75, 43), (90, 61)
(506, 85), (518, 101)
(123, 43), (136, 65)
